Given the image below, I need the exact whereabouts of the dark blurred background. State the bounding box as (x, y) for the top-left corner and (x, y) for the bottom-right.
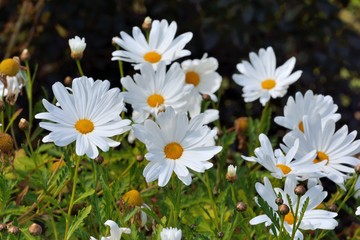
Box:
(1, 0), (360, 132)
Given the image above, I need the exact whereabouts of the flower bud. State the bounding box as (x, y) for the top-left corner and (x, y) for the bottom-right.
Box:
(275, 197), (283, 206)
(236, 202), (247, 212)
(226, 165), (237, 182)
(136, 155), (144, 162)
(294, 185), (306, 196)
(278, 204), (290, 216)
(20, 49), (31, 61)
(355, 164), (360, 175)
(29, 223), (42, 236)
(217, 231), (224, 238)
(142, 16), (152, 30)
(68, 36), (86, 60)
(8, 226), (19, 234)
(18, 118), (29, 130)
(328, 204), (337, 212)
(64, 76), (72, 86)
(94, 155), (104, 165)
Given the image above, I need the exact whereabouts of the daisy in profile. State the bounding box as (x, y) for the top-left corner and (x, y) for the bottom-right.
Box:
(242, 134), (324, 180)
(282, 115), (360, 188)
(160, 227), (182, 240)
(112, 19), (193, 70)
(90, 220), (130, 240)
(0, 57), (26, 105)
(274, 90), (340, 133)
(181, 54), (222, 116)
(121, 61), (192, 123)
(250, 176), (338, 240)
(232, 47), (302, 106)
(35, 76), (131, 159)
(133, 107), (222, 187)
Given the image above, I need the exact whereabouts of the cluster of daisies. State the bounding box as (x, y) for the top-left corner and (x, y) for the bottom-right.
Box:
(30, 16), (360, 239)
(233, 47), (360, 239)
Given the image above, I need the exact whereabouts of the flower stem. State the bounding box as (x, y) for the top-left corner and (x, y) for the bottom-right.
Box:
(290, 195), (301, 240)
(64, 156), (81, 240)
(76, 60), (84, 76)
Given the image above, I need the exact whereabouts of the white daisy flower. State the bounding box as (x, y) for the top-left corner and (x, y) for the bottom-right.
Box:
(356, 206), (360, 215)
(274, 90), (341, 133)
(0, 58), (26, 105)
(121, 62), (192, 123)
(112, 19), (193, 70)
(160, 227), (182, 240)
(181, 53), (222, 116)
(242, 134), (324, 180)
(68, 36), (86, 60)
(250, 176), (338, 240)
(90, 220), (130, 240)
(133, 107), (222, 187)
(35, 76), (131, 159)
(226, 164), (237, 182)
(281, 115), (360, 188)
(232, 46), (302, 106)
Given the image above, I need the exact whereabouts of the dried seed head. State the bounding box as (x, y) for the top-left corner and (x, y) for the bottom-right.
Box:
(275, 197), (284, 206)
(278, 204), (290, 216)
(122, 189), (143, 207)
(236, 202), (247, 212)
(294, 185), (306, 196)
(18, 118), (29, 130)
(29, 223), (42, 236)
(8, 226), (19, 234)
(0, 132), (14, 153)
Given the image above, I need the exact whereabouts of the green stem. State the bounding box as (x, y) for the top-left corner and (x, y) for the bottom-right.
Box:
(230, 184), (237, 204)
(64, 156), (81, 240)
(205, 172), (220, 231)
(76, 60), (84, 76)
(278, 215), (285, 239)
(290, 195), (301, 240)
(25, 61), (33, 131)
(24, 129), (34, 157)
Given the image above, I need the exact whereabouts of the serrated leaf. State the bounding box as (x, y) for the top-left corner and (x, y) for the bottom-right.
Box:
(66, 205), (92, 240)
(73, 189), (95, 205)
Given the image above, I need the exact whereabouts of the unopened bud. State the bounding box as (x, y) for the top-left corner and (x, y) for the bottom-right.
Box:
(18, 118), (29, 130)
(64, 76), (72, 86)
(8, 226), (19, 234)
(278, 204), (290, 215)
(328, 204), (337, 212)
(275, 197), (283, 206)
(202, 94), (211, 101)
(217, 231), (224, 238)
(226, 165), (237, 182)
(20, 49), (31, 61)
(112, 36), (120, 46)
(136, 155), (144, 162)
(294, 185), (306, 196)
(94, 155), (104, 165)
(29, 223), (42, 236)
(0, 223), (7, 231)
(236, 202), (247, 212)
(142, 16), (152, 30)
(355, 164), (360, 175)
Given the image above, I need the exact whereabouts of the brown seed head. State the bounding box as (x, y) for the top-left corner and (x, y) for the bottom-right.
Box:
(0, 132), (14, 153)
(236, 202), (247, 212)
(29, 223), (42, 236)
(278, 204), (290, 215)
(294, 185), (306, 196)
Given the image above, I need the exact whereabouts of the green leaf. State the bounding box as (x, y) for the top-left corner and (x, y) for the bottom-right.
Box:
(66, 205), (92, 240)
(73, 189), (95, 205)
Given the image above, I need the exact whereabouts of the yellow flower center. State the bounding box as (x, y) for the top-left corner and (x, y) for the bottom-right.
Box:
(185, 71), (200, 86)
(147, 94), (164, 108)
(0, 58), (20, 77)
(284, 211), (295, 225)
(164, 142), (183, 160)
(313, 151), (329, 164)
(261, 79), (276, 90)
(0, 132), (14, 153)
(122, 189), (143, 206)
(298, 121), (304, 132)
(144, 51), (162, 63)
(276, 164), (292, 174)
(75, 119), (94, 134)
